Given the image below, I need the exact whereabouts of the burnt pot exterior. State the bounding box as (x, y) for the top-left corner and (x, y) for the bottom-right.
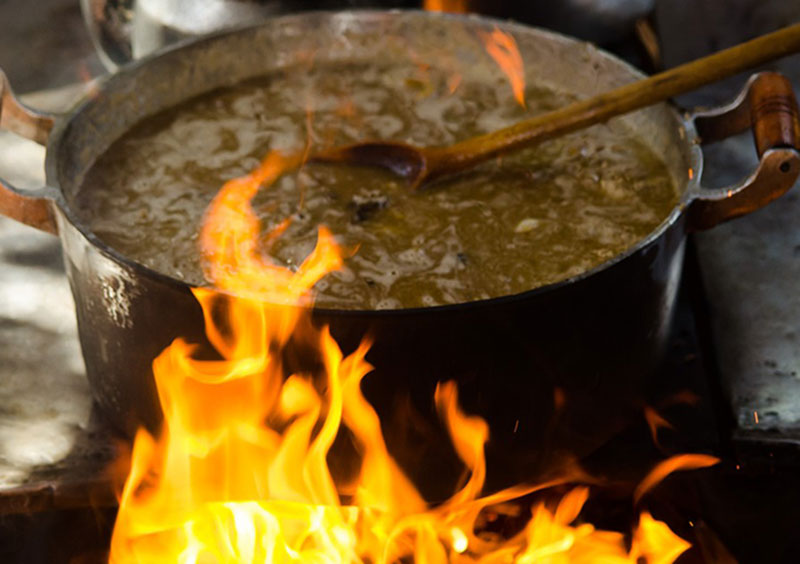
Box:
(57, 200), (687, 494)
(318, 218), (687, 493)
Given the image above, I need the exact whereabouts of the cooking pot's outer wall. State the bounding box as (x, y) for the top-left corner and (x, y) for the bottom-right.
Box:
(58, 204), (687, 495)
(47, 11), (694, 495)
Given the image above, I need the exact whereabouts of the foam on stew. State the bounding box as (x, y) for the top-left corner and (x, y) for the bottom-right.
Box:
(77, 62), (679, 309)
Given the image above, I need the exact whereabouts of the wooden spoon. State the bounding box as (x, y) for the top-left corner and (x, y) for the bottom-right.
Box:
(312, 22), (800, 190)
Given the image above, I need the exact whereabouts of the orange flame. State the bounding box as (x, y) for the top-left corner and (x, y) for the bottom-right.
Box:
(634, 454), (721, 505)
(198, 150), (339, 304)
(110, 149), (713, 563)
(447, 73), (463, 95)
(478, 26), (527, 108)
(423, 0), (469, 13)
(644, 407), (674, 449)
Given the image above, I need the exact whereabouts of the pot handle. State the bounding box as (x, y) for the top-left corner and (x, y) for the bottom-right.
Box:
(0, 70), (58, 234)
(686, 72), (800, 231)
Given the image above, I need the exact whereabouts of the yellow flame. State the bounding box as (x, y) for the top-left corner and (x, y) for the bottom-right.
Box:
(633, 512), (693, 564)
(110, 149), (711, 563)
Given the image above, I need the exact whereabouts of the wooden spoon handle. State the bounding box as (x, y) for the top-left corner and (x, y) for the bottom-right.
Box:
(428, 22), (800, 177)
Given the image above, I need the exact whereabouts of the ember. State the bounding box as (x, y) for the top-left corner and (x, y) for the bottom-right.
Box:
(108, 150), (717, 563)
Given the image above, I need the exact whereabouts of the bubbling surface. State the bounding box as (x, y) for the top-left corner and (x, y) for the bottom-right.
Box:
(78, 62), (679, 309)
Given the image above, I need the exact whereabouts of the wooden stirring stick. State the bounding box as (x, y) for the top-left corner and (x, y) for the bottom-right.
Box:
(313, 22), (800, 190)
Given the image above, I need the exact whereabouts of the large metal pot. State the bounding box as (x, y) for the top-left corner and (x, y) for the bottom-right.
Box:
(1, 11), (798, 495)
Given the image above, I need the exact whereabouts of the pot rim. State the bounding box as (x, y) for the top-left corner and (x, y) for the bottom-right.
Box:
(43, 9), (701, 318)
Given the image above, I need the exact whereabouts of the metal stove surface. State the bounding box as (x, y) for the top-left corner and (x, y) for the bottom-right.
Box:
(657, 0), (800, 454)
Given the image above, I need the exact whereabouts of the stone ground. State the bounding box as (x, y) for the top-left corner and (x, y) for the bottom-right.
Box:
(0, 0), (103, 488)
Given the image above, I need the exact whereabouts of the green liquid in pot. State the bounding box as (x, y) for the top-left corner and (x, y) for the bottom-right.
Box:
(78, 62), (679, 309)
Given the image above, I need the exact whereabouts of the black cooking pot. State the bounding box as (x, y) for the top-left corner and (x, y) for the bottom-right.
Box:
(1, 11), (798, 495)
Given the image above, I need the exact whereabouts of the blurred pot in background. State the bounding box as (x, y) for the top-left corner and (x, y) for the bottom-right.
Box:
(81, 0), (416, 70)
(81, 0), (654, 70)
(473, 0), (655, 44)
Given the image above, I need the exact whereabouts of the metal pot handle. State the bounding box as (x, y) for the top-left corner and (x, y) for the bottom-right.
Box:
(686, 71), (800, 231)
(0, 69), (59, 234)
